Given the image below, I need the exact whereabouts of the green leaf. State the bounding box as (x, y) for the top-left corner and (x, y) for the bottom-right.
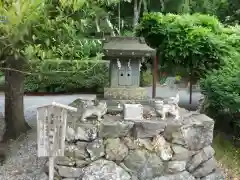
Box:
(45, 39), (50, 47)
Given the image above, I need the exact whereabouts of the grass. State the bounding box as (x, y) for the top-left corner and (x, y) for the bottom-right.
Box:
(213, 133), (240, 178)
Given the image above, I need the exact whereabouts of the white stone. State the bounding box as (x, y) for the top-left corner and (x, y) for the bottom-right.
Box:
(167, 161), (186, 173)
(66, 126), (76, 141)
(82, 159), (131, 180)
(124, 104), (143, 120)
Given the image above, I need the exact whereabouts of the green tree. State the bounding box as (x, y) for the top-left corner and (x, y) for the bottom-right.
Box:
(22, 0), (113, 93)
(199, 26), (240, 136)
(0, 0), (91, 141)
(0, 0), (46, 141)
(136, 13), (232, 102)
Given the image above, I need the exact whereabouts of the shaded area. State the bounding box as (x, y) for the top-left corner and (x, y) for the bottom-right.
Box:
(213, 133), (240, 179)
(0, 94), (96, 121)
(146, 86), (201, 111)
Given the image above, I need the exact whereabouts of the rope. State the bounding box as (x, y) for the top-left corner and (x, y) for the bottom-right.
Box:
(0, 59), (110, 76)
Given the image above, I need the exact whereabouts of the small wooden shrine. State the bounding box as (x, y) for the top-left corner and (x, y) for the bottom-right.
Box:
(103, 36), (156, 99)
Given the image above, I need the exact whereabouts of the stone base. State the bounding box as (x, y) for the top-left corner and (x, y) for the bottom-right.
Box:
(104, 87), (148, 100)
(47, 99), (225, 180)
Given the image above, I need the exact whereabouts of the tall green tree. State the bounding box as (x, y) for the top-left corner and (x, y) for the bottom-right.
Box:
(0, 0), (46, 141)
(0, 0), (119, 141)
(136, 13), (233, 102)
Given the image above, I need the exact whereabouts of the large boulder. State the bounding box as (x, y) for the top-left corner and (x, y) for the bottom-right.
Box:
(164, 114), (214, 151)
(187, 146), (215, 172)
(82, 159), (131, 180)
(200, 169), (225, 180)
(131, 118), (166, 138)
(105, 138), (129, 162)
(86, 139), (105, 161)
(192, 158), (216, 178)
(99, 115), (134, 138)
(123, 149), (165, 180)
(153, 171), (196, 180)
(56, 166), (84, 178)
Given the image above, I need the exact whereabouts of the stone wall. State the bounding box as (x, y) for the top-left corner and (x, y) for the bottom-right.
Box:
(104, 87), (148, 99)
(49, 99), (225, 180)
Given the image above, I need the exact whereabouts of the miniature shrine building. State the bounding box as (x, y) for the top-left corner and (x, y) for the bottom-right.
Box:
(103, 36), (156, 99)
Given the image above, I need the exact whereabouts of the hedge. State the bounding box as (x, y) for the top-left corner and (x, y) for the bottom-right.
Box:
(24, 59), (109, 93)
(136, 12), (240, 138)
(200, 56), (240, 137)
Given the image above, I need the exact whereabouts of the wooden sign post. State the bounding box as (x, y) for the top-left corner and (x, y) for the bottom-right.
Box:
(37, 102), (77, 180)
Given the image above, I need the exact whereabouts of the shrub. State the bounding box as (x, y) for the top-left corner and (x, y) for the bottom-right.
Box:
(23, 37), (108, 93)
(137, 12), (240, 137)
(24, 59), (109, 93)
(201, 76), (240, 139)
(199, 26), (240, 119)
(200, 27), (240, 138)
(200, 57), (240, 113)
(200, 56), (240, 136)
(140, 70), (152, 86)
(136, 13), (232, 81)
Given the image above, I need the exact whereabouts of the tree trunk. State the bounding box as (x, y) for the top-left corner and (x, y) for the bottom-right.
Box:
(189, 74), (192, 104)
(133, 0), (143, 29)
(2, 56), (31, 141)
(160, 0), (165, 12)
(95, 17), (101, 32)
(143, 0), (148, 12)
(105, 16), (116, 36)
(189, 60), (193, 104)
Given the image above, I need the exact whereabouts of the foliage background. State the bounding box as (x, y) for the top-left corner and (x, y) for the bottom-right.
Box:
(0, 0), (240, 175)
(0, 0), (239, 138)
(136, 12), (240, 140)
(1, 0), (240, 93)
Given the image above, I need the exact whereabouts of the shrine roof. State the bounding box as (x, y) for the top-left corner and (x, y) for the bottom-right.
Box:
(103, 36), (156, 58)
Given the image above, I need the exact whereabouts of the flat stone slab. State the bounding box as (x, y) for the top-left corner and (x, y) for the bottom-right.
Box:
(131, 118), (166, 138)
(99, 115), (134, 138)
(104, 87), (148, 100)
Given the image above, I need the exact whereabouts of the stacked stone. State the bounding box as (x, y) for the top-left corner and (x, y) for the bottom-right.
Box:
(47, 100), (225, 180)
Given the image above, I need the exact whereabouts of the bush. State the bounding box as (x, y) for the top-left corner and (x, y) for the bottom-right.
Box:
(200, 58), (240, 114)
(200, 56), (240, 137)
(24, 59), (109, 93)
(137, 12), (240, 138)
(23, 37), (109, 93)
(136, 13), (232, 81)
(140, 70), (152, 86)
(199, 26), (240, 138)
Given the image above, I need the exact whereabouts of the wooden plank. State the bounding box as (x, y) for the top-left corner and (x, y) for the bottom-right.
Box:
(37, 106), (43, 157)
(47, 106), (54, 156)
(44, 106), (50, 157)
(37, 105), (51, 157)
(50, 106), (66, 156)
(60, 109), (67, 156)
(48, 157), (55, 180)
(52, 102), (77, 112)
(37, 103), (76, 157)
(37, 102), (78, 180)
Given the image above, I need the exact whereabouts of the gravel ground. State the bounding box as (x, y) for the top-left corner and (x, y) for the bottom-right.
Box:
(217, 162), (240, 180)
(0, 94), (96, 180)
(0, 121), (48, 180)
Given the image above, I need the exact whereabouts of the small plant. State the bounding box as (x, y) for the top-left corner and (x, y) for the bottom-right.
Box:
(140, 70), (152, 86)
